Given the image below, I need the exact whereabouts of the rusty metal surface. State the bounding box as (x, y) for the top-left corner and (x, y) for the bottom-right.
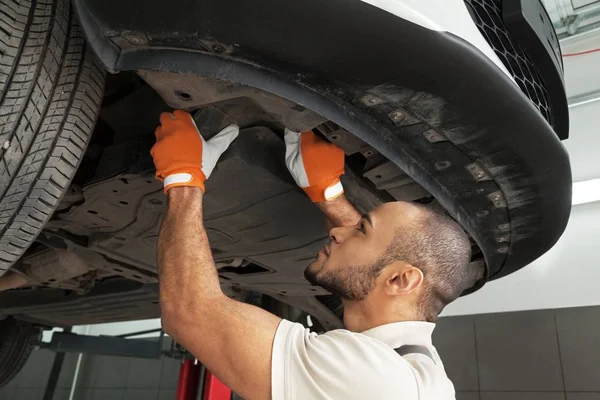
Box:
(137, 71), (327, 132)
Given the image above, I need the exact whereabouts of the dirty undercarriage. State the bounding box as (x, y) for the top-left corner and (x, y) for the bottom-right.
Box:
(1, 71), (482, 330)
(0, 0), (572, 332)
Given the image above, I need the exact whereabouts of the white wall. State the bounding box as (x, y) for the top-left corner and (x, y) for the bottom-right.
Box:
(562, 30), (600, 182)
(562, 32), (600, 98)
(565, 102), (600, 182)
(443, 200), (600, 316)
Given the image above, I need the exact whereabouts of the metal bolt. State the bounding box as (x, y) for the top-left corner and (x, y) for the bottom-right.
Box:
(362, 149), (376, 158)
(496, 235), (510, 243)
(388, 110), (406, 126)
(2, 140), (9, 150)
(360, 94), (385, 107)
(390, 111), (404, 121)
(466, 163), (489, 181)
(476, 210), (489, 217)
(422, 129), (447, 143)
(498, 223), (510, 231)
(212, 44), (226, 53)
(488, 191), (506, 208)
(130, 37), (140, 44)
(435, 161), (451, 170)
(497, 246), (509, 253)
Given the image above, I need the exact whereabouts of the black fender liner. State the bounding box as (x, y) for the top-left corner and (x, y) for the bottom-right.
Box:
(72, 0), (571, 289)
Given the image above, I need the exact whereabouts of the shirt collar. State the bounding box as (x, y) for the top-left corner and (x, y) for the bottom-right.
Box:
(359, 321), (435, 348)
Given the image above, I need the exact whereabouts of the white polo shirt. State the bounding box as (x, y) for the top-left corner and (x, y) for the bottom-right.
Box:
(271, 319), (455, 400)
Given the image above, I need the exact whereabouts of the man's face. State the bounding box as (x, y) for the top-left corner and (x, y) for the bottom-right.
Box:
(305, 202), (419, 300)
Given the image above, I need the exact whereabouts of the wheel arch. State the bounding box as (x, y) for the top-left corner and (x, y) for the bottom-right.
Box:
(72, 0), (572, 291)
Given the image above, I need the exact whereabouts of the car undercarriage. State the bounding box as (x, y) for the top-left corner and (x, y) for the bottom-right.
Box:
(0, 71), (464, 330)
(0, 0), (571, 336)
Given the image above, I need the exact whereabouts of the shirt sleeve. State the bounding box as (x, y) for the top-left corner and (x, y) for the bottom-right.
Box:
(271, 319), (419, 400)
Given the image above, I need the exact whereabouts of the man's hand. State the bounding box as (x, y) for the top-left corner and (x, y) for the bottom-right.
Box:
(285, 129), (361, 227)
(285, 129), (345, 202)
(151, 110), (239, 192)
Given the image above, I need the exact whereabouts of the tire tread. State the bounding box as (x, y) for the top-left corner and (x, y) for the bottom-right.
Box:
(0, 318), (40, 387)
(0, 0), (105, 273)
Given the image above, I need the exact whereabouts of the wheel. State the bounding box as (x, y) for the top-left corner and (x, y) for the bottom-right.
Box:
(0, 318), (40, 387)
(0, 0), (105, 274)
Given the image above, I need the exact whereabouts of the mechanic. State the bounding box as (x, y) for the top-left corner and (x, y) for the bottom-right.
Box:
(151, 110), (483, 400)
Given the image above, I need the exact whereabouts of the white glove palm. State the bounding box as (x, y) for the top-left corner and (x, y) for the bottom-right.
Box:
(198, 123), (240, 179)
(284, 128), (345, 202)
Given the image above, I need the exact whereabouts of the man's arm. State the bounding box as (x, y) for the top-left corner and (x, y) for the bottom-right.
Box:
(283, 129), (360, 230)
(151, 111), (281, 400)
(159, 187), (281, 400)
(315, 195), (361, 230)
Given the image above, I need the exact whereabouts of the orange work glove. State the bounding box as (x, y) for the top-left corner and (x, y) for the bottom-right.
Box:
(284, 129), (345, 202)
(151, 110), (239, 192)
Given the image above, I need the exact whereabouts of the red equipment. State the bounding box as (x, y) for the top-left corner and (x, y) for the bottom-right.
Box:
(176, 359), (232, 400)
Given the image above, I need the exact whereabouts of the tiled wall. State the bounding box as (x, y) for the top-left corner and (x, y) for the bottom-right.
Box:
(0, 349), (181, 399)
(1, 305), (600, 400)
(433, 306), (600, 400)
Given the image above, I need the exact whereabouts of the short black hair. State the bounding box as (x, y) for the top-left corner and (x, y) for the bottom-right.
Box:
(373, 203), (480, 322)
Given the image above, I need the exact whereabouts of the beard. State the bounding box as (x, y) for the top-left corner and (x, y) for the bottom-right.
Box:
(304, 259), (380, 301)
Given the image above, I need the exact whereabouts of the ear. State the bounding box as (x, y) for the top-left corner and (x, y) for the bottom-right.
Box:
(384, 262), (424, 296)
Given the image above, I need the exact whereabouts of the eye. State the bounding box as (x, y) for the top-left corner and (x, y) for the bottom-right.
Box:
(357, 220), (366, 234)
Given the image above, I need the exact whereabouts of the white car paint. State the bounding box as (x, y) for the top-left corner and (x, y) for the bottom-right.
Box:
(361, 0), (517, 85)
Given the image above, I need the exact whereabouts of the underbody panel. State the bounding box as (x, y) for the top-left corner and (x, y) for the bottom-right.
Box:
(73, 0), (571, 277)
(0, 0), (572, 327)
(53, 125), (330, 292)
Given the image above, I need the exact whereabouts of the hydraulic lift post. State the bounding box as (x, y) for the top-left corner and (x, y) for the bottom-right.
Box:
(175, 359), (232, 400)
(202, 371), (232, 400)
(176, 359), (202, 400)
(40, 328), (232, 399)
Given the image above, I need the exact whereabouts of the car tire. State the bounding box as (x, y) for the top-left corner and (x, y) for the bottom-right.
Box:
(0, 318), (40, 387)
(0, 0), (105, 274)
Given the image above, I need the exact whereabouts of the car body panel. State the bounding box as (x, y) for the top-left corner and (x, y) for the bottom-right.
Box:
(360, 0), (516, 82)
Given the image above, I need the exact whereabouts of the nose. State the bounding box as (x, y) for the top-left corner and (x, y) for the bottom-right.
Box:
(329, 225), (353, 244)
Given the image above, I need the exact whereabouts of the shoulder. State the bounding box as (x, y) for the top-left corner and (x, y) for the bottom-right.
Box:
(402, 352), (456, 400)
(272, 320), (420, 400)
(276, 319), (409, 362)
